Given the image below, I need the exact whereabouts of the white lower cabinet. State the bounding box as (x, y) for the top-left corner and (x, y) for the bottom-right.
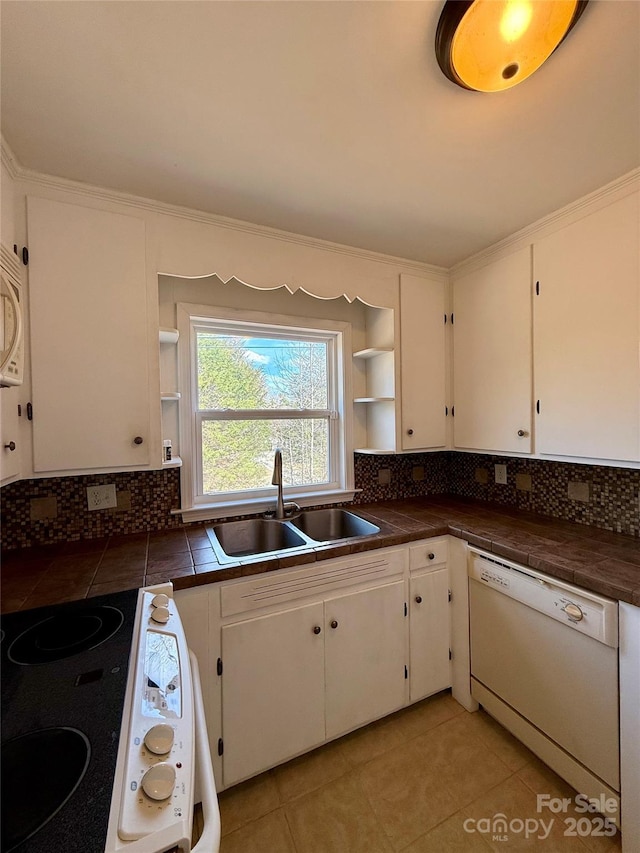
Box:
(212, 541), (450, 787)
(408, 539), (451, 702)
(409, 567), (451, 702)
(324, 580), (406, 740)
(221, 601), (326, 786)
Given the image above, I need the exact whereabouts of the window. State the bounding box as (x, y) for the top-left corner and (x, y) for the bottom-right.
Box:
(177, 304), (354, 519)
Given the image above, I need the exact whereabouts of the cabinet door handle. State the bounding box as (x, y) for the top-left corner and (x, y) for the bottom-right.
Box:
(313, 626), (322, 635)
(407, 429), (414, 436)
(133, 436), (144, 445)
(414, 595), (423, 604)
(428, 552), (435, 560)
(330, 620), (339, 629)
(4, 441), (16, 451)
(517, 429), (529, 437)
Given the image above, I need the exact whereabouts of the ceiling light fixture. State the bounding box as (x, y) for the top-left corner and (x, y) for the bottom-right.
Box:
(435, 0), (589, 93)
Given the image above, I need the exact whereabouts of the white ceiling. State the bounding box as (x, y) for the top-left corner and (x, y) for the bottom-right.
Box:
(1, 1), (639, 267)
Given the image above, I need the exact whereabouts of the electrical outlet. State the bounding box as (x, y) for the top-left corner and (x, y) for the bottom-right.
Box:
(494, 464), (508, 485)
(86, 484), (117, 511)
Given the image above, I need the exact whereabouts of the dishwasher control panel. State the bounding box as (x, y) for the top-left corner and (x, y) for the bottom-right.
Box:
(478, 567), (510, 589)
(469, 550), (618, 648)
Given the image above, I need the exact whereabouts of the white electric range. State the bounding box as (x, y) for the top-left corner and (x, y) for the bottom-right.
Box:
(1, 585), (220, 853)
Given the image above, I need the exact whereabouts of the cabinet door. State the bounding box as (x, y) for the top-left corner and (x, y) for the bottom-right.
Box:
(400, 274), (447, 450)
(409, 567), (451, 702)
(452, 247), (532, 453)
(324, 580), (406, 739)
(27, 197), (150, 472)
(0, 387), (21, 483)
(534, 193), (640, 462)
(221, 602), (325, 786)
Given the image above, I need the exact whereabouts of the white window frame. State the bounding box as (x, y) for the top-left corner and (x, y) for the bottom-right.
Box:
(176, 303), (355, 521)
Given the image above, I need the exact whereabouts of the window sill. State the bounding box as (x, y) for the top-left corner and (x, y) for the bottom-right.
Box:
(173, 489), (361, 523)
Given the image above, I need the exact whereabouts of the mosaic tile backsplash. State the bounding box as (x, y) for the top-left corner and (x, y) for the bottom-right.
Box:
(1, 469), (183, 550)
(448, 452), (640, 537)
(1, 452), (638, 550)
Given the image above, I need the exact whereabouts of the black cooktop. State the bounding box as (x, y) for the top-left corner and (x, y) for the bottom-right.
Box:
(1, 589), (139, 853)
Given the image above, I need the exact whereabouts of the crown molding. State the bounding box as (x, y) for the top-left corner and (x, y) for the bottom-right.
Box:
(5, 133), (634, 283)
(0, 135), (448, 281)
(451, 167), (640, 278)
(1, 137), (21, 179)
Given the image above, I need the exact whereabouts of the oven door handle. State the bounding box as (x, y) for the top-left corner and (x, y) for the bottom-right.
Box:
(190, 650), (221, 853)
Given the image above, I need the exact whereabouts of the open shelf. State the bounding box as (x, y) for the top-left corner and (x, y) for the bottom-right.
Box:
(354, 397), (394, 403)
(161, 391), (181, 401)
(162, 455), (182, 468)
(352, 347), (393, 360)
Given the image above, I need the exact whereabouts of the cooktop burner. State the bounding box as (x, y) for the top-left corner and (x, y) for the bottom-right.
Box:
(7, 606), (124, 665)
(1, 589), (138, 853)
(1, 728), (90, 853)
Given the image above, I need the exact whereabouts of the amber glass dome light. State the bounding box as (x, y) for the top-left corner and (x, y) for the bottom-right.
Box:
(435, 0), (589, 92)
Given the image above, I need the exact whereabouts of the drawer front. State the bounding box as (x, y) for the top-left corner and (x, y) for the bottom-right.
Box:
(221, 546), (407, 618)
(409, 538), (448, 571)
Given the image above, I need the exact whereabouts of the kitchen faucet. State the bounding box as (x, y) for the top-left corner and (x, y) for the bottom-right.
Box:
(269, 448), (299, 519)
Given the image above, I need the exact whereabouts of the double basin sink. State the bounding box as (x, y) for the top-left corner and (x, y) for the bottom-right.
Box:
(208, 508), (380, 563)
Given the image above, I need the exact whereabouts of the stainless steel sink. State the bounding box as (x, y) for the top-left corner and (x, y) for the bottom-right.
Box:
(290, 508), (380, 542)
(209, 518), (307, 561)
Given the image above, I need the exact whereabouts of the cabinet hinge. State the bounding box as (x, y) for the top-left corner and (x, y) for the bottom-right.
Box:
(21, 247), (29, 266)
(217, 737), (224, 756)
(448, 589), (452, 603)
(536, 281), (540, 296)
(404, 602), (407, 617)
(26, 402), (33, 421)
(444, 313), (447, 324)
(217, 657), (223, 676)
(445, 406), (448, 416)
(536, 399), (540, 415)
(404, 665), (408, 680)
(450, 313), (454, 324)
(17, 404), (22, 417)
(451, 406), (455, 417)
(449, 648), (453, 661)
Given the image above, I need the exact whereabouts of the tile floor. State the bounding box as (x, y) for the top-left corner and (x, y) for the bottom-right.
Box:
(210, 691), (621, 852)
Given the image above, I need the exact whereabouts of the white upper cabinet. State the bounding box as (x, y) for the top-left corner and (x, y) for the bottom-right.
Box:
(400, 274), (447, 450)
(533, 192), (640, 462)
(452, 247), (532, 453)
(27, 197), (151, 473)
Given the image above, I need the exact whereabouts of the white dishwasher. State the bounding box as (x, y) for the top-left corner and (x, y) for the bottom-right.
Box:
(468, 549), (620, 815)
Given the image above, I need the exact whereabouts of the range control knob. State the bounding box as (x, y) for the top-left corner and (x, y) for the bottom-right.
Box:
(144, 724), (174, 755)
(150, 606), (170, 624)
(151, 593), (170, 609)
(141, 762), (176, 800)
(564, 603), (584, 621)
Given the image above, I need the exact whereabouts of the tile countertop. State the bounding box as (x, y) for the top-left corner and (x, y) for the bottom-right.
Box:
(1, 496), (639, 614)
